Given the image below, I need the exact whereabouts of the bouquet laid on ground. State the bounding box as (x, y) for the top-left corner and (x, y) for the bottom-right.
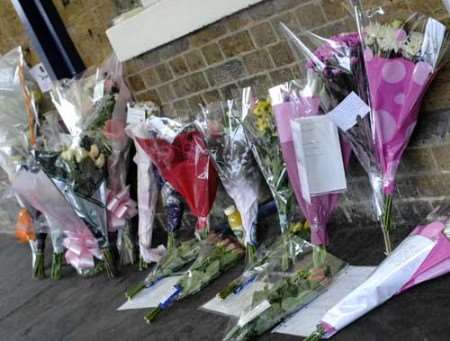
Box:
(223, 235), (345, 341)
(352, 3), (450, 253)
(144, 232), (245, 323)
(125, 178), (201, 300)
(38, 54), (130, 278)
(308, 205), (450, 339)
(269, 72), (351, 247)
(196, 100), (261, 260)
(0, 47), (67, 279)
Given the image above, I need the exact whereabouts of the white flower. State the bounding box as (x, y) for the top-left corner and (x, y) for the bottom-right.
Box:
(377, 25), (401, 53)
(365, 23), (382, 46)
(89, 144), (99, 160)
(402, 32), (424, 59)
(95, 153), (105, 168)
(74, 147), (88, 163)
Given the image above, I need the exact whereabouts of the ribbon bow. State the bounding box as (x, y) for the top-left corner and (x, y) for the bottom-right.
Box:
(107, 187), (138, 231)
(64, 229), (102, 271)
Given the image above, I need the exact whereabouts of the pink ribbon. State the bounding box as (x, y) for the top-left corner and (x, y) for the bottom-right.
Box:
(107, 187), (138, 231)
(64, 230), (102, 271)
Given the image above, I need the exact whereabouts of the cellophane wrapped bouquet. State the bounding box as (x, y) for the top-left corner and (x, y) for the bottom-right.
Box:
(351, 1), (450, 253)
(125, 177), (201, 300)
(125, 102), (162, 269)
(196, 100), (261, 260)
(101, 57), (136, 266)
(282, 22), (388, 254)
(0, 47), (66, 279)
(38, 54), (131, 278)
(308, 205), (450, 339)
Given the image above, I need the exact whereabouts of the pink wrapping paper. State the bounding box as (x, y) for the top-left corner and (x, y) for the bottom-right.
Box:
(272, 98), (351, 245)
(365, 50), (433, 194)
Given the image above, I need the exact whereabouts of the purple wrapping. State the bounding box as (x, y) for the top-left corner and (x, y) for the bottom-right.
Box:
(270, 79), (351, 245)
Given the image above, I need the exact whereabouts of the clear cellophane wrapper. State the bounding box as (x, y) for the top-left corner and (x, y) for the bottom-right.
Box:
(45, 54), (131, 276)
(0, 47), (59, 276)
(12, 168), (102, 274)
(196, 100), (261, 247)
(240, 87), (292, 235)
(223, 234), (345, 341)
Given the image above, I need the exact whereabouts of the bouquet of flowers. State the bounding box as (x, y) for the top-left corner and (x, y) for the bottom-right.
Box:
(12, 167), (103, 276)
(241, 88), (292, 237)
(125, 178), (201, 300)
(134, 115), (219, 239)
(281, 23), (388, 253)
(308, 205), (450, 339)
(269, 72), (352, 247)
(42, 54), (130, 277)
(125, 103), (162, 268)
(0, 47), (66, 279)
(100, 57), (136, 266)
(196, 100), (261, 259)
(351, 3), (450, 253)
(223, 235), (345, 341)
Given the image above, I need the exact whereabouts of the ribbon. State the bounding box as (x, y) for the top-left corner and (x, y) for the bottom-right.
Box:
(107, 187), (138, 231)
(64, 229), (102, 271)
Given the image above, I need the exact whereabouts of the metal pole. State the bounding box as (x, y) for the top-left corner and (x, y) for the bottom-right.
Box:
(11, 0), (85, 80)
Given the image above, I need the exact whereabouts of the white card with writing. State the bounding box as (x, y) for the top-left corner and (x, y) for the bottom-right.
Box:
(273, 266), (375, 337)
(30, 63), (53, 93)
(291, 116), (347, 203)
(202, 281), (267, 317)
(117, 276), (182, 311)
(326, 92), (370, 131)
(127, 104), (146, 125)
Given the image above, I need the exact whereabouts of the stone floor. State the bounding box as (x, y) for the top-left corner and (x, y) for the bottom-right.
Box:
(1, 223), (450, 341)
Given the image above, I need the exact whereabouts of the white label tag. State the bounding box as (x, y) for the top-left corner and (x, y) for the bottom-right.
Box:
(202, 281), (268, 317)
(93, 81), (105, 103)
(291, 116), (347, 203)
(30, 63), (53, 93)
(127, 104), (146, 125)
(327, 92), (370, 131)
(117, 276), (182, 311)
(238, 300), (271, 327)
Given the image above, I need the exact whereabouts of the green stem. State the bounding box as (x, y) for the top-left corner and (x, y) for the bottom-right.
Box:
(382, 195), (393, 256)
(246, 244), (257, 265)
(138, 257), (149, 272)
(144, 306), (161, 324)
(125, 282), (146, 300)
(32, 252), (46, 279)
(50, 252), (64, 280)
(167, 232), (176, 253)
(304, 326), (326, 341)
(218, 278), (240, 300)
(102, 247), (119, 279)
